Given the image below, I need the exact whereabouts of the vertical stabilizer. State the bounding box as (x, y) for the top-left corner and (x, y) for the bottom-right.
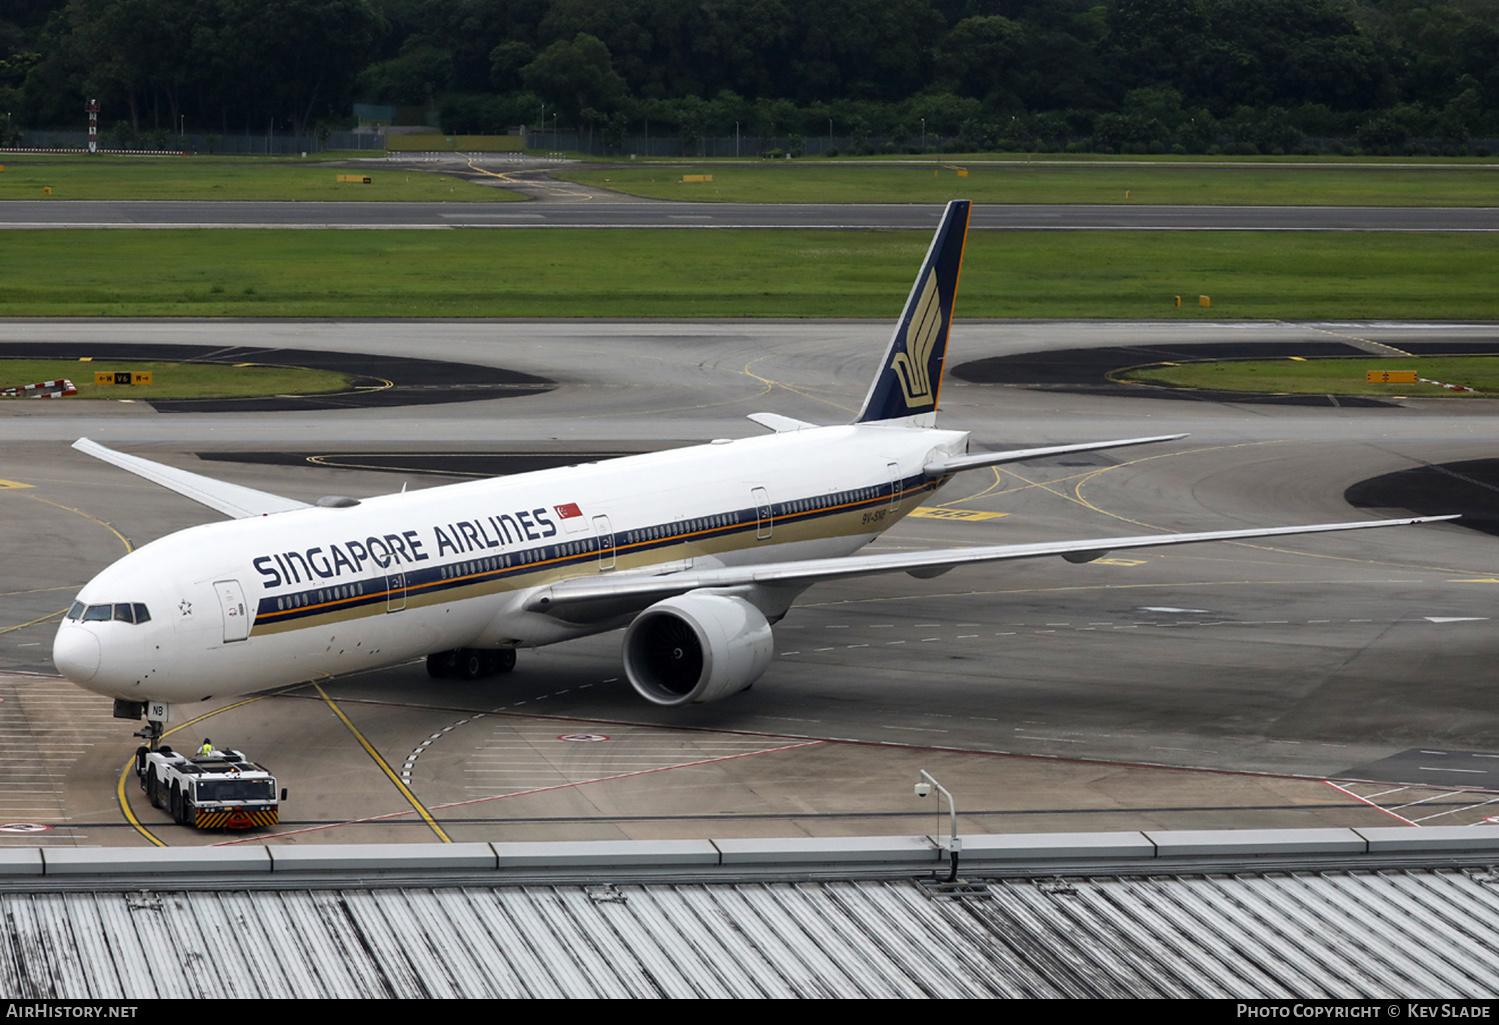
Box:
(853, 199), (971, 426)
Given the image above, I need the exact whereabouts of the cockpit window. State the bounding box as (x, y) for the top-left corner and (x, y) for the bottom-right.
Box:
(76, 603), (152, 624)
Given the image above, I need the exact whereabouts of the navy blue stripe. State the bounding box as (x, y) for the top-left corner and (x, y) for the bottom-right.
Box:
(253, 473), (941, 628)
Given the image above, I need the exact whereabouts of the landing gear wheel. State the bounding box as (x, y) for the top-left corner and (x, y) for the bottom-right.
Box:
(426, 647), (515, 679)
(427, 650), (461, 679)
(459, 649), (484, 680)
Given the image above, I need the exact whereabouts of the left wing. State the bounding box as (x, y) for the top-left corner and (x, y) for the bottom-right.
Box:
(747, 413), (819, 433)
(924, 434), (1187, 477)
(73, 438), (311, 519)
(526, 515), (1455, 621)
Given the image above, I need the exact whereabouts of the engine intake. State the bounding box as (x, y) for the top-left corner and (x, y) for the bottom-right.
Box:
(622, 593), (773, 706)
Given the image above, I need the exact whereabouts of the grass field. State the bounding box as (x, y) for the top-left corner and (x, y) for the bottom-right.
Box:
(0, 155), (517, 202)
(0, 359), (354, 399)
(3, 152), (1496, 206)
(1118, 356), (1499, 396)
(566, 162), (1499, 206)
(1, 228), (1496, 320)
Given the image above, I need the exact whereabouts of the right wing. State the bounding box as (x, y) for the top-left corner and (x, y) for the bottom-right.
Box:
(73, 438), (311, 519)
(525, 514), (1457, 622)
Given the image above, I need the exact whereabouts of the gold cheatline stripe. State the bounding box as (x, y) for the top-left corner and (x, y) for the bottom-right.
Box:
(313, 682), (451, 843)
(257, 481), (939, 629)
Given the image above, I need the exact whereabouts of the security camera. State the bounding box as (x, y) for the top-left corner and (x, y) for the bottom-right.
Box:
(914, 782), (933, 798)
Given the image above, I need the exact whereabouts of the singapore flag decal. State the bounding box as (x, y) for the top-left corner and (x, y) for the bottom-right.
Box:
(555, 502), (587, 534)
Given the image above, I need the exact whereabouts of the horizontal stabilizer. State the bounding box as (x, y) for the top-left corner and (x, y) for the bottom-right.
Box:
(525, 514), (1456, 621)
(924, 434), (1188, 477)
(72, 438), (311, 520)
(747, 413), (819, 433)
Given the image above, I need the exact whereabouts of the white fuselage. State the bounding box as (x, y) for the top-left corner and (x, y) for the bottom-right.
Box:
(53, 423), (969, 706)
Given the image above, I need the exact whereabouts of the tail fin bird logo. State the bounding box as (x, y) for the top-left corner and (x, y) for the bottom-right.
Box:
(891, 269), (942, 407)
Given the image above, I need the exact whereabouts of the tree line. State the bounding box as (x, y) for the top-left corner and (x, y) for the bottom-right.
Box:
(3, 0), (1498, 155)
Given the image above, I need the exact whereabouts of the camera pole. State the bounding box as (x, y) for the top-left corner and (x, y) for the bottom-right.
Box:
(915, 770), (961, 882)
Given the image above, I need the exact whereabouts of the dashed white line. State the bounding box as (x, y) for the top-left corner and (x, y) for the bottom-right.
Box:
(1418, 766), (1487, 774)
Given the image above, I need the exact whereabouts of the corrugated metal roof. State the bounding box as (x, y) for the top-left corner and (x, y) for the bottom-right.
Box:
(7, 868), (1499, 998)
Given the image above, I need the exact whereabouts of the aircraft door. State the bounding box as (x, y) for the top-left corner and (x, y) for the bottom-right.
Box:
(888, 461), (901, 509)
(213, 579), (250, 643)
(386, 571), (407, 612)
(753, 486), (772, 540)
(594, 515), (615, 570)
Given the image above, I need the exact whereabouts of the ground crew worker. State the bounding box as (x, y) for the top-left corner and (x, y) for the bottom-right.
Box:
(198, 738), (214, 756)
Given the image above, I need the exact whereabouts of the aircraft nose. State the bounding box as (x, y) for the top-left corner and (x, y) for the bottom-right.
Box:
(53, 628), (100, 683)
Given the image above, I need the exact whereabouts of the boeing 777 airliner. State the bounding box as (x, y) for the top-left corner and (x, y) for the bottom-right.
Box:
(52, 201), (1450, 745)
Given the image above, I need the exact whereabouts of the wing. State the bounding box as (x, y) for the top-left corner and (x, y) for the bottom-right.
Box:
(924, 434), (1187, 477)
(73, 438), (311, 519)
(747, 413), (820, 433)
(525, 515), (1456, 622)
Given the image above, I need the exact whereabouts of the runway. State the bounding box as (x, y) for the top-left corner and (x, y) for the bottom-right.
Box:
(3, 199), (1498, 231)
(2, 318), (1497, 846)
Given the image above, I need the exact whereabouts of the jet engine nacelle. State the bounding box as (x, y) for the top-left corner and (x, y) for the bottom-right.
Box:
(622, 593), (773, 706)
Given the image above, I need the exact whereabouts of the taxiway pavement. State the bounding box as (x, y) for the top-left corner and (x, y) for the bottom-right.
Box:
(1, 319), (1496, 846)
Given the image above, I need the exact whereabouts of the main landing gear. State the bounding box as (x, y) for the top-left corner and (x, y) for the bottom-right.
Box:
(426, 647), (517, 680)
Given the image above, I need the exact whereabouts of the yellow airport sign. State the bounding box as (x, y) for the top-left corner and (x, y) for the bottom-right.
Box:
(95, 371), (153, 385)
(682, 174), (714, 183)
(337, 174), (372, 184)
(1366, 370), (1417, 383)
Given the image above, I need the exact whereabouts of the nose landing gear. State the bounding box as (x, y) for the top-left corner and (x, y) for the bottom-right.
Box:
(114, 699), (167, 751)
(135, 718), (166, 750)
